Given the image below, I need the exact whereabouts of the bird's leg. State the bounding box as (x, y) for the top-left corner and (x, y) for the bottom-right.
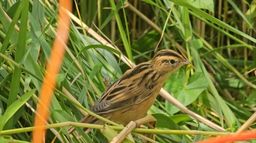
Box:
(110, 115), (156, 143)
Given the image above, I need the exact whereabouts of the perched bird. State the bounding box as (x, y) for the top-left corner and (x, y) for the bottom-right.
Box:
(82, 49), (189, 125)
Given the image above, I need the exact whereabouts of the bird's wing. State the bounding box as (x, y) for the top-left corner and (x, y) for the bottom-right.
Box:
(91, 63), (154, 114)
(91, 79), (150, 114)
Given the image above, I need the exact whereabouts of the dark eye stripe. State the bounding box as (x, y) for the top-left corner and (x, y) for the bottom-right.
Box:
(161, 59), (169, 63)
(161, 59), (177, 65)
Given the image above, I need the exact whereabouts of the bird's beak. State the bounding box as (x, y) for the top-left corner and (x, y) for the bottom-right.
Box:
(182, 59), (190, 65)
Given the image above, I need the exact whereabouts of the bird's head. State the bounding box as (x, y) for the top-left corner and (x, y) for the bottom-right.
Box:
(151, 49), (189, 73)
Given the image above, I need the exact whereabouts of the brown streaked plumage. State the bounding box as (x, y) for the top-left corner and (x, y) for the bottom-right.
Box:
(82, 49), (189, 125)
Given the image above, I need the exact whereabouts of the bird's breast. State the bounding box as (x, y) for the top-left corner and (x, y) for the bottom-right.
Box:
(105, 86), (162, 125)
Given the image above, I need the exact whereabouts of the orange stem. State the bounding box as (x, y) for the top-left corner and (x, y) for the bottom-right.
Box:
(198, 130), (256, 143)
(32, 1), (72, 143)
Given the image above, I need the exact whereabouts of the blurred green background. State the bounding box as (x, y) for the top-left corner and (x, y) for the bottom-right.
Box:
(0, 0), (255, 142)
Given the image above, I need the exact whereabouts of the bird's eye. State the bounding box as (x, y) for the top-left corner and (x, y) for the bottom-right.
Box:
(169, 59), (177, 64)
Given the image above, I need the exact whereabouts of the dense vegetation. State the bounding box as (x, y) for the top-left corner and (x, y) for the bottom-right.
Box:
(0, 0), (255, 142)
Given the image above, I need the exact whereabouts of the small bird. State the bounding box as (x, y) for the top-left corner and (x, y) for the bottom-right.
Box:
(82, 49), (189, 125)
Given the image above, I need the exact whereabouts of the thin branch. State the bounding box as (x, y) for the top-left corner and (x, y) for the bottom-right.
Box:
(0, 122), (229, 136)
(237, 111), (256, 133)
